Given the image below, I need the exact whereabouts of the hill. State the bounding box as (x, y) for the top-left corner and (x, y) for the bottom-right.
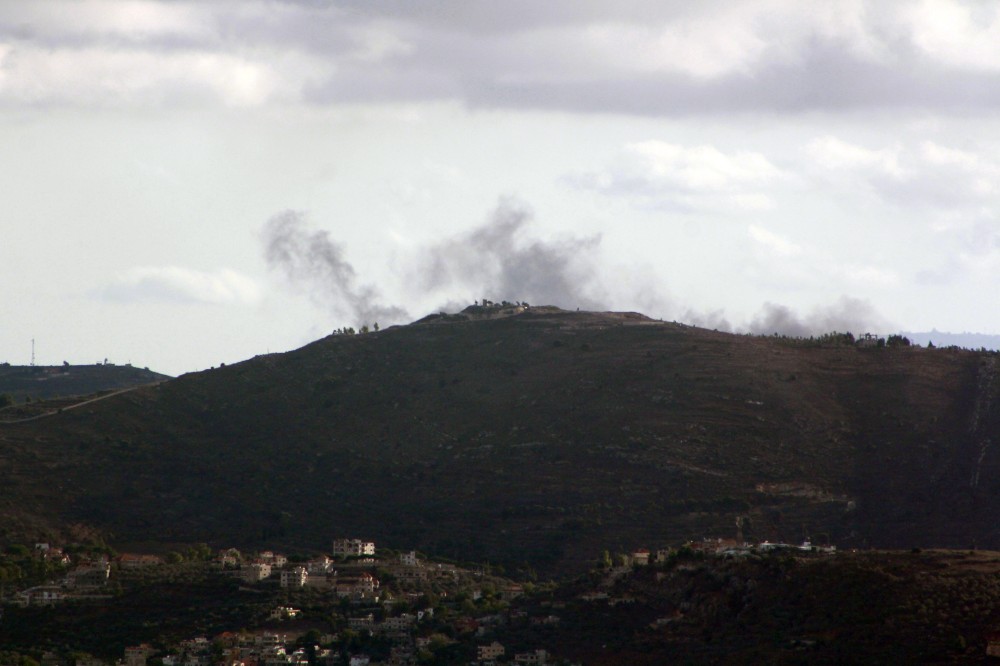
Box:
(1, 306), (1000, 575)
(0, 363), (170, 403)
(525, 548), (1000, 664)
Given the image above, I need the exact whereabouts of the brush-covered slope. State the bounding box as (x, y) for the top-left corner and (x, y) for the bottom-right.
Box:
(0, 363), (169, 402)
(1, 307), (998, 574)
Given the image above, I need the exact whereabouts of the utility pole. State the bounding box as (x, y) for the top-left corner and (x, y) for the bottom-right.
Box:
(30, 338), (35, 367)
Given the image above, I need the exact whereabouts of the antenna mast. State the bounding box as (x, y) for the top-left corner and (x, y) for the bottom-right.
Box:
(31, 339), (35, 367)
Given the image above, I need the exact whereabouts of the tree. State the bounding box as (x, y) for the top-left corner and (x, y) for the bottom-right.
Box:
(887, 335), (911, 347)
(0, 393), (13, 408)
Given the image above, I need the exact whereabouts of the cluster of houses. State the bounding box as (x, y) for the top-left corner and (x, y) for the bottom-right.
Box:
(623, 538), (837, 567)
(475, 643), (551, 666)
(5, 537), (569, 666)
(122, 634), (319, 666)
(117, 601), (563, 666)
(119, 609), (564, 666)
(226, 539), (467, 602)
(8, 544), (112, 608)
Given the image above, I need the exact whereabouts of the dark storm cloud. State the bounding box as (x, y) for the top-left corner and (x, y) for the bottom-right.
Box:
(297, 3), (1000, 116)
(419, 199), (606, 310)
(10, 1), (1000, 115)
(262, 210), (407, 326)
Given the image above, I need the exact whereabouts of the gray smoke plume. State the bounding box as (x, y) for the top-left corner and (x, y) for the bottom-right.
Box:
(262, 210), (408, 326)
(420, 199), (606, 310)
(747, 296), (890, 337)
(682, 308), (733, 333)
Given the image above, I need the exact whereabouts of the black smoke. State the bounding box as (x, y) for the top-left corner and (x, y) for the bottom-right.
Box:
(419, 198), (606, 310)
(262, 210), (408, 326)
(747, 296), (890, 337)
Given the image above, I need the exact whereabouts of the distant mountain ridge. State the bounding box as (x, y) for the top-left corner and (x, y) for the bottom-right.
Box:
(0, 363), (170, 402)
(903, 330), (1000, 350)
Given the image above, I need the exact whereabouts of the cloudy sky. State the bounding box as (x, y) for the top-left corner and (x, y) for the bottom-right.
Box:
(3, 0), (1000, 374)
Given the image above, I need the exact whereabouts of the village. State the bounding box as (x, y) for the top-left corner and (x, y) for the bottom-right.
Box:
(0, 534), (842, 666)
(0, 537), (584, 666)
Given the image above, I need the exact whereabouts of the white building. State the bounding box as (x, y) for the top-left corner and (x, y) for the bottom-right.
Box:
(332, 538), (375, 558)
(348, 613), (375, 631)
(241, 562), (272, 583)
(400, 551), (418, 566)
(380, 614), (415, 633)
(280, 566), (308, 588)
(336, 572), (379, 597)
(306, 556), (332, 574)
(15, 585), (65, 607)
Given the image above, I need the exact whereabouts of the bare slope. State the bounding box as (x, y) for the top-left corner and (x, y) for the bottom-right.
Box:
(0, 307), (997, 574)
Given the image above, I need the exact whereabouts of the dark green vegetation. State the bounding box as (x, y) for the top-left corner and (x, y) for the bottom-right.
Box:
(528, 549), (1000, 665)
(0, 562), (254, 660)
(1, 307), (999, 574)
(0, 363), (168, 404)
(8, 549), (1000, 664)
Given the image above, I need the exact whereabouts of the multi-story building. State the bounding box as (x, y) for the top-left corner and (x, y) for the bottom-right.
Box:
(332, 538), (376, 558)
(241, 561), (272, 583)
(280, 566), (308, 588)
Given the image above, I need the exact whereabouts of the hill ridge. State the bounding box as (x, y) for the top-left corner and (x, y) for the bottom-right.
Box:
(0, 308), (998, 575)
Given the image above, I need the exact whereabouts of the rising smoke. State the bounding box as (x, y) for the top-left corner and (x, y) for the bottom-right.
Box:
(262, 210), (408, 326)
(262, 204), (891, 340)
(419, 198), (607, 310)
(747, 296), (890, 337)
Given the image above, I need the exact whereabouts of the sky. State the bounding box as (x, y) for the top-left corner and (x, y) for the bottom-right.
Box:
(4, 0), (1000, 375)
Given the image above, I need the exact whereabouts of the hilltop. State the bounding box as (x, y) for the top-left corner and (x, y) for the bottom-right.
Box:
(1, 305), (999, 575)
(0, 362), (169, 403)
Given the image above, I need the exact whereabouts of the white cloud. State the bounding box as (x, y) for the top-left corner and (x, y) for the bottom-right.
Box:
(806, 135), (903, 176)
(834, 264), (900, 287)
(806, 135), (1000, 214)
(628, 141), (780, 189)
(579, 17), (768, 80)
(10, 0), (212, 41)
(569, 141), (782, 212)
(100, 267), (261, 305)
(748, 225), (801, 257)
(905, 0), (1000, 72)
(0, 43), (318, 107)
(919, 141), (999, 197)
